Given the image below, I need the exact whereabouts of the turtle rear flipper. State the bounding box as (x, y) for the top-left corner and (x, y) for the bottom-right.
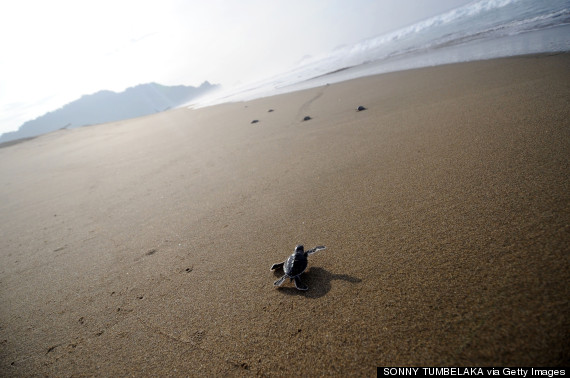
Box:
(270, 262), (285, 271)
(294, 276), (308, 291)
(274, 275), (288, 287)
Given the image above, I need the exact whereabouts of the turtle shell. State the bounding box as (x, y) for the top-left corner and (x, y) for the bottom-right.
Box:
(283, 252), (308, 277)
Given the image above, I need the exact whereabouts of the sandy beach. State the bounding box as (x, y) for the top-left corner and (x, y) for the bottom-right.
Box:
(1, 54), (569, 376)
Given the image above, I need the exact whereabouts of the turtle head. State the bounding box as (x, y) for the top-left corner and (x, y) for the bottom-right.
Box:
(294, 244), (304, 254)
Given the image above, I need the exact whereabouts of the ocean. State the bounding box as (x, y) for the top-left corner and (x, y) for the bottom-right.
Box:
(190, 0), (570, 107)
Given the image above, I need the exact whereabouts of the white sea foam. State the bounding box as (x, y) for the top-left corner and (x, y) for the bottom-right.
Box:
(187, 0), (570, 108)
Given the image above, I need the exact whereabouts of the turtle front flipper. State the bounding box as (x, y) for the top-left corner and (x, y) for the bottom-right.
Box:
(293, 276), (308, 291)
(270, 262), (285, 271)
(274, 275), (288, 287)
(306, 246), (326, 255)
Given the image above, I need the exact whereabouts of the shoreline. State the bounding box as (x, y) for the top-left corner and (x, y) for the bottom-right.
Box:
(3, 52), (569, 147)
(188, 40), (570, 108)
(1, 54), (569, 375)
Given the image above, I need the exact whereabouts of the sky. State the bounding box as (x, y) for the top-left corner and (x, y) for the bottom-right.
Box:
(0, 0), (472, 135)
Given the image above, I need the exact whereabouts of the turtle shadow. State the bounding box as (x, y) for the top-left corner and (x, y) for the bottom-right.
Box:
(272, 267), (361, 299)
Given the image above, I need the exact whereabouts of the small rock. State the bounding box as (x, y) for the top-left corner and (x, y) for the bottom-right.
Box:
(357, 106), (367, 111)
(303, 116), (312, 121)
(251, 119), (259, 124)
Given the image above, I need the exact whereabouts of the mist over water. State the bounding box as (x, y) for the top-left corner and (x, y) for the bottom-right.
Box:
(190, 0), (570, 107)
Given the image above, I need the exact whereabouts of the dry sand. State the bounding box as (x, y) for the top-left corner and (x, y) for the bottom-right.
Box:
(0, 54), (569, 376)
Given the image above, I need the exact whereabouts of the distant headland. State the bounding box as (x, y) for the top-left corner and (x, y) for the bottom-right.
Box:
(0, 81), (218, 144)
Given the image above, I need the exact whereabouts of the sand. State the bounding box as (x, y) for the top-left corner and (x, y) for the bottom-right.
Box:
(0, 54), (569, 376)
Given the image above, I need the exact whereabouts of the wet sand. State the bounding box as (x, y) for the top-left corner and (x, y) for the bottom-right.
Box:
(0, 54), (569, 376)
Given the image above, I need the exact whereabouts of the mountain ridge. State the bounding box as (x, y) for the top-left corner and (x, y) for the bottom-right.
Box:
(0, 81), (218, 144)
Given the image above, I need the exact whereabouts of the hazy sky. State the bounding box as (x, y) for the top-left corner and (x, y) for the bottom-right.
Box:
(0, 0), (471, 135)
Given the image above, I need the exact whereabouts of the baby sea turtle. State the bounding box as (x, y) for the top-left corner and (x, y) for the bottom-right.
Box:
(303, 116), (312, 121)
(270, 244), (326, 290)
(356, 105), (367, 111)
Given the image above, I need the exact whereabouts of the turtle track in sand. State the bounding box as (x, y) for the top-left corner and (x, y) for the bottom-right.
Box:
(294, 86), (326, 123)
